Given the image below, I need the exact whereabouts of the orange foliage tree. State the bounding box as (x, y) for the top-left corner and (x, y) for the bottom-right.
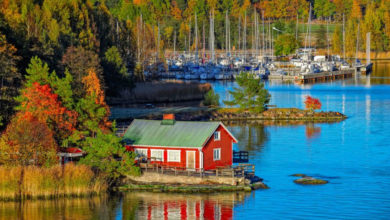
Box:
(80, 69), (111, 132)
(304, 96), (322, 111)
(18, 82), (77, 142)
(0, 115), (58, 166)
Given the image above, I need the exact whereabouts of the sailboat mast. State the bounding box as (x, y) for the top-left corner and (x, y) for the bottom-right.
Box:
(308, 4), (312, 55)
(296, 12), (299, 41)
(356, 21), (360, 64)
(226, 10), (228, 57)
(243, 11), (247, 63)
(343, 13), (346, 60)
(195, 13), (198, 63)
(238, 16), (241, 54)
(262, 11), (265, 58)
(174, 30), (176, 58)
(188, 18), (191, 56)
(203, 20), (205, 60)
(327, 17), (330, 61)
(137, 14), (141, 62)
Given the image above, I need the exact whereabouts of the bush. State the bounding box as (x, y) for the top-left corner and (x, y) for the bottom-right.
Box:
(203, 88), (220, 107)
(80, 130), (140, 183)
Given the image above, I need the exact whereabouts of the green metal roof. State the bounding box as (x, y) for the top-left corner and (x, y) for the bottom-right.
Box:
(123, 119), (221, 148)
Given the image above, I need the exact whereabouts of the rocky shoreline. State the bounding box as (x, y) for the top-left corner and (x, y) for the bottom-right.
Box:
(117, 182), (269, 193)
(140, 107), (347, 123)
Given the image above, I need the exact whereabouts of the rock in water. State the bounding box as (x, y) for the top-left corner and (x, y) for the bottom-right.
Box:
(251, 182), (270, 190)
(294, 177), (328, 185)
(290, 174), (307, 177)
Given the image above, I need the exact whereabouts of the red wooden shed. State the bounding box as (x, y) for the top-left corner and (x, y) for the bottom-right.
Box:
(123, 115), (238, 170)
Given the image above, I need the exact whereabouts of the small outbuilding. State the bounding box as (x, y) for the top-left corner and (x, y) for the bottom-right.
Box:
(123, 114), (238, 170)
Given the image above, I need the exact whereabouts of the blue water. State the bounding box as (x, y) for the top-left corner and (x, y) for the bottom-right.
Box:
(2, 62), (390, 219)
(220, 79), (390, 219)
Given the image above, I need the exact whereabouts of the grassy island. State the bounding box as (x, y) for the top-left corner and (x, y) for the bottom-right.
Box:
(211, 107), (347, 122)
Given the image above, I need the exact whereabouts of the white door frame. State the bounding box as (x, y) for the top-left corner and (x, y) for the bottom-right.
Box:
(186, 150), (196, 170)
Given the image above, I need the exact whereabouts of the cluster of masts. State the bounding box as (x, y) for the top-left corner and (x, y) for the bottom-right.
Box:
(135, 5), (372, 80)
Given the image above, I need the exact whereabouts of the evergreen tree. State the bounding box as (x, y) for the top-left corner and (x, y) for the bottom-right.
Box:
(102, 46), (133, 97)
(224, 72), (270, 113)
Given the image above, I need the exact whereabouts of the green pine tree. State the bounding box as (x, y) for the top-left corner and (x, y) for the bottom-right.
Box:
(224, 72), (271, 113)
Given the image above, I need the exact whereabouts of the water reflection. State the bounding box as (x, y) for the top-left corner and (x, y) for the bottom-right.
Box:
(305, 123), (321, 139)
(123, 192), (250, 220)
(0, 196), (119, 220)
(227, 121), (268, 153)
(0, 192), (251, 220)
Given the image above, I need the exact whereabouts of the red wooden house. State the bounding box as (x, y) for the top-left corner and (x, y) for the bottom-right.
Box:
(123, 114), (237, 170)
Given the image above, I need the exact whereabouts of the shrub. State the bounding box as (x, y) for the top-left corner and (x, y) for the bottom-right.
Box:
(203, 88), (220, 107)
(304, 96), (322, 111)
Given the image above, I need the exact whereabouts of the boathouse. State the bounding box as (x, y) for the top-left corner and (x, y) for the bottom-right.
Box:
(123, 114), (237, 170)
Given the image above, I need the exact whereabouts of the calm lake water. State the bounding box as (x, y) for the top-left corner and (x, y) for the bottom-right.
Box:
(2, 61), (390, 219)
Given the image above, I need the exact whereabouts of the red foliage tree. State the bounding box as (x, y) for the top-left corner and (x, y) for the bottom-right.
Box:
(304, 96), (322, 111)
(19, 82), (77, 138)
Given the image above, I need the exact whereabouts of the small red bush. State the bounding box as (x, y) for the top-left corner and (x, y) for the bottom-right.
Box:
(304, 96), (322, 111)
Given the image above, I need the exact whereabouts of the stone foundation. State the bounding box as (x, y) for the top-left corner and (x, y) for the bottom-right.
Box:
(126, 172), (248, 186)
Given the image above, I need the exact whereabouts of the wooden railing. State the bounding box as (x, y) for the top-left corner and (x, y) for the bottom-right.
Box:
(233, 151), (249, 163)
(139, 162), (255, 179)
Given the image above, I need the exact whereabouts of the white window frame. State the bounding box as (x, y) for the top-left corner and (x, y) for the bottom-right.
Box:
(213, 148), (221, 161)
(151, 149), (164, 161)
(214, 131), (221, 141)
(134, 148), (148, 159)
(167, 150), (181, 162)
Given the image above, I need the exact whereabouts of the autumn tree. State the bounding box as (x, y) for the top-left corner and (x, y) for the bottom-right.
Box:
(0, 34), (21, 127)
(274, 34), (299, 56)
(17, 82), (77, 145)
(363, 3), (384, 52)
(305, 96), (322, 111)
(60, 46), (103, 99)
(350, 0), (362, 20)
(0, 115), (58, 166)
(314, 0), (336, 20)
(75, 69), (111, 141)
(332, 25), (343, 54)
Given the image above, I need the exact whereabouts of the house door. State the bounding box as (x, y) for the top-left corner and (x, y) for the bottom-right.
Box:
(186, 151), (196, 170)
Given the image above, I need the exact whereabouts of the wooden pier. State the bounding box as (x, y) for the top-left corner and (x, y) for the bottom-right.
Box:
(268, 69), (356, 84)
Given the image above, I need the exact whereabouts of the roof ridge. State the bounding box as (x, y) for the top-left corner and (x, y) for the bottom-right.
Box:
(133, 119), (221, 123)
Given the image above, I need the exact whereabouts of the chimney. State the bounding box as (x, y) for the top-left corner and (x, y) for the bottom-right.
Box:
(163, 114), (175, 120)
(161, 114), (176, 125)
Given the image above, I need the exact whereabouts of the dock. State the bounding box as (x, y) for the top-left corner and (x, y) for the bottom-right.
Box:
(268, 69), (357, 84)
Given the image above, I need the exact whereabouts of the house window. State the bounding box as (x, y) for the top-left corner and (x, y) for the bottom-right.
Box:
(134, 149), (147, 158)
(167, 150), (181, 162)
(213, 148), (221, 161)
(151, 149), (164, 161)
(214, 131), (220, 141)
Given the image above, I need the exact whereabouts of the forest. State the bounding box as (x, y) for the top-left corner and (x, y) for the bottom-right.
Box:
(0, 0), (389, 176)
